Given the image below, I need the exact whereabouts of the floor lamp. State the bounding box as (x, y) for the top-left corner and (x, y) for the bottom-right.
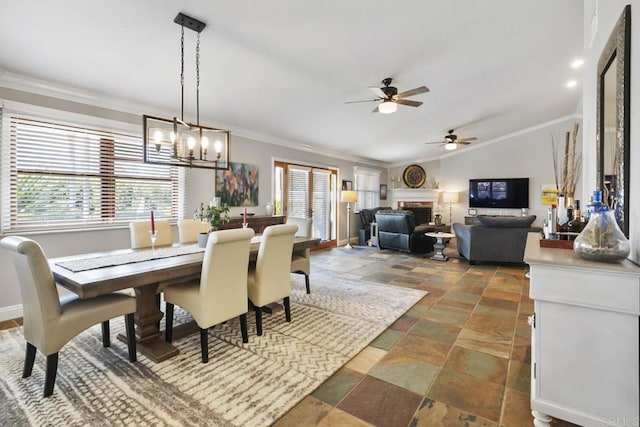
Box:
(341, 190), (358, 249)
(442, 192), (459, 226)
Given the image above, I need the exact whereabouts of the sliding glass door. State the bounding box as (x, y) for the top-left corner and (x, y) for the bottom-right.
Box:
(274, 161), (336, 248)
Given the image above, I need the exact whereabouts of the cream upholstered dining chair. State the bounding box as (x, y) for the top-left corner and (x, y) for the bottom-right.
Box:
(177, 218), (211, 244)
(247, 223), (298, 336)
(129, 219), (173, 248)
(287, 216), (313, 294)
(164, 228), (255, 363)
(0, 236), (137, 398)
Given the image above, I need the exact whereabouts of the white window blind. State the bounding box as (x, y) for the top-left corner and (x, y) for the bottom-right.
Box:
(287, 165), (310, 218)
(354, 166), (380, 211)
(1, 113), (179, 232)
(312, 168), (330, 240)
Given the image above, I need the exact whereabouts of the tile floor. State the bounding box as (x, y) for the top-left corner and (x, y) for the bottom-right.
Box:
(0, 243), (579, 427)
(273, 244), (578, 427)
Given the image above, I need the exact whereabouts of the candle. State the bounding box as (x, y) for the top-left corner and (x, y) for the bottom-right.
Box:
(243, 208), (247, 224)
(150, 210), (155, 233)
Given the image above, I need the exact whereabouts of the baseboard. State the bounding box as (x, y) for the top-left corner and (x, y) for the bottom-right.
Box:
(0, 304), (22, 322)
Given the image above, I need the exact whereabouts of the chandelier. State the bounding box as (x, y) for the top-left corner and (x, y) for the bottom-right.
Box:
(143, 12), (230, 170)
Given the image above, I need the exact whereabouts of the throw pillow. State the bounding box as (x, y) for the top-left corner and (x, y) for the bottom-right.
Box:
(477, 215), (536, 228)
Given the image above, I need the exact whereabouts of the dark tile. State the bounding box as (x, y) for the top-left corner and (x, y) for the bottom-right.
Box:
(337, 375), (422, 427)
(312, 367), (364, 406)
(443, 346), (508, 385)
(370, 329), (404, 351)
(478, 297), (519, 311)
(389, 314), (419, 332)
(427, 369), (505, 422)
(506, 360), (530, 393)
(409, 319), (461, 345)
(411, 397), (498, 427)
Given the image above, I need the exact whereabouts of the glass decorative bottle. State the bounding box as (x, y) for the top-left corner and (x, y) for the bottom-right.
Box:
(573, 191), (630, 263)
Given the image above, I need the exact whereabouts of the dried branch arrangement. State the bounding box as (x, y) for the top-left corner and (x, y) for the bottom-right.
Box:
(551, 122), (581, 197)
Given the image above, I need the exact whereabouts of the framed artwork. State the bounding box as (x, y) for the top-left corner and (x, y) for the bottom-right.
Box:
(380, 184), (387, 200)
(217, 162), (259, 207)
(468, 208), (477, 216)
(342, 180), (352, 191)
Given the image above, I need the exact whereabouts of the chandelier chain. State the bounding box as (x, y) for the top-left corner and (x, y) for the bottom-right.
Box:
(180, 25), (185, 121)
(196, 32), (200, 125)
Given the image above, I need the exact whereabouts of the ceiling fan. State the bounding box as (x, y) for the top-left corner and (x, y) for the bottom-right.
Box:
(425, 129), (477, 151)
(345, 77), (429, 114)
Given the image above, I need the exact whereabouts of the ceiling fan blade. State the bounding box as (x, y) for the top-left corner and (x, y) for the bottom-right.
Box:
(371, 105), (380, 113)
(457, 137), (478, 142)
(397, 86), (429, 98)
(458, 141), (472, 145)
(368, 87), (388, 99)
(396, 99), (423, 107)
(345, 99), (380, 104)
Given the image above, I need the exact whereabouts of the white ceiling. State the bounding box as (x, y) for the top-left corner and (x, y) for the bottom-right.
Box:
(0, 0), (583, 167)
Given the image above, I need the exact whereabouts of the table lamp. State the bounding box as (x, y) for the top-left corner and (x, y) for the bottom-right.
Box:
(341, 190), (358, 248)
(443, 192), (459, 226)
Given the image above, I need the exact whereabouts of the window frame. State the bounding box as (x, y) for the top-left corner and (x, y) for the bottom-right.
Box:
(1, 104), (182, 234)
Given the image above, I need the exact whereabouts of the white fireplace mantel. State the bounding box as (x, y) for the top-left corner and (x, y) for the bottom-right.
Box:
(389, 188), (441, 209)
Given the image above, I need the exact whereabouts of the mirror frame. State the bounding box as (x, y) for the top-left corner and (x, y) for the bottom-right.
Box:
(596, 4), (631, 237)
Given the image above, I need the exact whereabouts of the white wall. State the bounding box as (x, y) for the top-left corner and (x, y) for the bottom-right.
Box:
(583, 0), (640, 264)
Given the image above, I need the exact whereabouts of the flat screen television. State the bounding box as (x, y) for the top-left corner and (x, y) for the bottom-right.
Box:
(469, 178), (529, 208)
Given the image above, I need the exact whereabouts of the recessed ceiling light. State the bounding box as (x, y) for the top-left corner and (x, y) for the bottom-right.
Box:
(571, 59), (584, 68)
(566, 80), (578, 88)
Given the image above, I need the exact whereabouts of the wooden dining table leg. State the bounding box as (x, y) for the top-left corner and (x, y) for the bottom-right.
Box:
(117, 283), (179, 362)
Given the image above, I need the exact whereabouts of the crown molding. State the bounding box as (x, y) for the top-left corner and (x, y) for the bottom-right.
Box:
(0, 69), (386, 168)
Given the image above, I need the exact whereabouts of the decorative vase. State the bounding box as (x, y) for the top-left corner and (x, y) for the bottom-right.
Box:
(265, 202), (274, 216)
(198, 232), (209, 248)
(573, 191), (630, 263)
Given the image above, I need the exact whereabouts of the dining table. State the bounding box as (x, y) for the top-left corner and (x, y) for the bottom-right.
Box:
(50, 236), (320, 363)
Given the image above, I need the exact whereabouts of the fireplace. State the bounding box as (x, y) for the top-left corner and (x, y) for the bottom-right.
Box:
(389, 188), (440, 225)
(399, 201), (433, 225)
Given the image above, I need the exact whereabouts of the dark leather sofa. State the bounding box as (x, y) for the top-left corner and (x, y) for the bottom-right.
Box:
(375, 210), (434, 254)
(358, 207), (387, 245)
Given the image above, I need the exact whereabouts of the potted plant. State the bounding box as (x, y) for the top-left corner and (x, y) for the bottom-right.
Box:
(194, 202), (231, 247)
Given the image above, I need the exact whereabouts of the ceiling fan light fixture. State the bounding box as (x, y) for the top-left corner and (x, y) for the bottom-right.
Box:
(379, 100), (397, 114)
(445, 141), (458, 151)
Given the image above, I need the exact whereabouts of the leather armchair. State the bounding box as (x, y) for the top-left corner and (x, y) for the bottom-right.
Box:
(375, 210), (435, 254)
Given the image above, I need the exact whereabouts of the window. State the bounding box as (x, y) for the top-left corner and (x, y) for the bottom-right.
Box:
(1, 111), (180, 233)
(354, 167), (380, 210)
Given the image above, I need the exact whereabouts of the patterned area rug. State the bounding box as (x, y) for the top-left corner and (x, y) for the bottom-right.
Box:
(0, 275), (425, 426)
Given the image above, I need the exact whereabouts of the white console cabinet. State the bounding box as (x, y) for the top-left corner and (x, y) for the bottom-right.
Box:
(524, 233), (639, 427)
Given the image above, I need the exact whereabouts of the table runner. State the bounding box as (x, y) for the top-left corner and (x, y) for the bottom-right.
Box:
(55, 245), (205, 273)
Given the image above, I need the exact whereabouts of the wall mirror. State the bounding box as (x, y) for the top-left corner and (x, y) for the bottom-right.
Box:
(596, 4), (631, 237)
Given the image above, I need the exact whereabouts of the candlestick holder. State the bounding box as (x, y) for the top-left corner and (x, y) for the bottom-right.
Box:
(149, 230), (158, 252)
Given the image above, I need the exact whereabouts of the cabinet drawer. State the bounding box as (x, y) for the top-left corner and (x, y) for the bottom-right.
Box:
(530, 265), (640, 315)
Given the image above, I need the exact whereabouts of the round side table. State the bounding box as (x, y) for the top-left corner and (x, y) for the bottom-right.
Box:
(425, 232), (455, 261)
